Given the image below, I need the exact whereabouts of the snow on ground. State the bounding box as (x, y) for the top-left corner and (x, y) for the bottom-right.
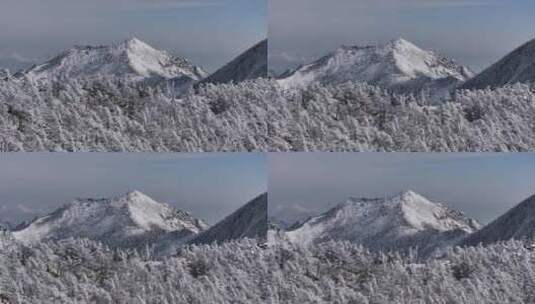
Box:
(4, 78), (535, 152)
(1, 234), (534, 304)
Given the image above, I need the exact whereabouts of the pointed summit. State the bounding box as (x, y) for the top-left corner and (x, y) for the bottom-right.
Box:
(189, 193), (267, 245)
(125, 189), (150, 200)
(12, 191), (207, 249)
(17, 38), (207, 86)
(398, 189), (421, 198)
(286, 191), (479, 254)
(388, 37), (417, 49)
(278, 38), (473, 98)
(121, 37), (158, 53)
(124, 37), (144, 45)
(199, 39), (268, 85)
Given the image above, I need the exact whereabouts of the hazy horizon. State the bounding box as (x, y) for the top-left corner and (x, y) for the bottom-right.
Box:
(0, 153), (267, 226)
(269, 0), (535, 74)
(0, 0), (266, 73)
(269, 153), (535, 226)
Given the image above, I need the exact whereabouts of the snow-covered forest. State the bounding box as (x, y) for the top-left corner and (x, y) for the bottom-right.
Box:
(0, 76), (271, 152)
(268, 81), (535, 152)
(2, 76), (535, 151)
(1, 230), (535, 304)
(0, 235), (271, 304)
(268, 235), (535, 303)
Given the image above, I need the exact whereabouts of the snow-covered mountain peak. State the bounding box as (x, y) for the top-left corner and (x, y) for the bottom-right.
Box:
(391, 189), (431, 207)
(395, 191), (479, 232)
(387, 37), (419, 51)
(400, 189), (421, 197)
(126, 189), (146, 198)
(286, 191), (479, 253)
(13, 191), (207, 247)
(117, 189), (162, 208)
(124, 37), (149, 48)
(17, 38), (207, 84)
(278, 39), (473, 97)
(333, 191), (478, 233)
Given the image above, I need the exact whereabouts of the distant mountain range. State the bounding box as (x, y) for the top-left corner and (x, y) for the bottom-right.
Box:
(6, 36), (535, 94)
(8, 38), (267, 91)
(10, 190), (267, 255)
(14, 38), (207, 88)
(284, 191), (480, 254)
(12, 191), (208, 249)
(272, 190), (535, 253)
(278, 38), (474, 97)
(6, 188), (535, 255)
(278, 37), (535, 97)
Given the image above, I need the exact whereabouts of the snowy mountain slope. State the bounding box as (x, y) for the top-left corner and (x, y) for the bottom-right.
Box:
(286, 191), (480, 253)
(462, 38), (535, 89)
(189, 193), (267, 245)
(462, 194), (535, 246)
(15, 38), (207, 85)
(278, 38), (474, 96)
(199, 40), (267, 85)
(12, 191), (208, 249)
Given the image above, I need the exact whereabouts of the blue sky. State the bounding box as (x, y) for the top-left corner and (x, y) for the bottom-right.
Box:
(270, 0), (535, 73)
(0, 153), (266, 225)
(269, 153), (535, 225)
(0, 0), (266, 72)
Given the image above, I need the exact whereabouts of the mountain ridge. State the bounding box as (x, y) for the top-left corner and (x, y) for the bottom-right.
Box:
(14, 38), (207, 87)
(278, 38), (474, 97)
(462, 194), (535, 246)
(200, 39), (268, 85)
(189, 193), (267, 246)
(12, 190), (208, 249)
(285, 190), (480, 254)
(462, 37), (535, 89)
